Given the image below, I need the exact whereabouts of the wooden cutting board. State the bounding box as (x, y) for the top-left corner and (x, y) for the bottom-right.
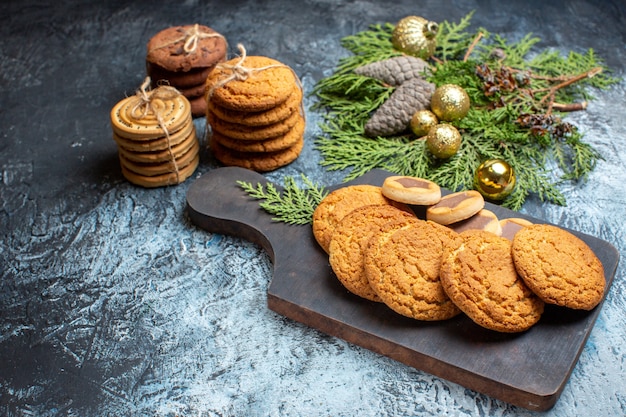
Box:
(186, 166), (619, 411)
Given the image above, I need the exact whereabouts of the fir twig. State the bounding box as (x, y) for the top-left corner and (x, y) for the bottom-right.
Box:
(312, 12), (621, 211)
(237, 175), (328, 225)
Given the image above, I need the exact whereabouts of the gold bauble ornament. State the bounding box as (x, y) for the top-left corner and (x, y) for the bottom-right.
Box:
(426, 124), (461, 159)
(474, 159), (516, 201)
(391, 16), (439, 59)
(430, 84), (470, 121)
(410, 110), (438, 137)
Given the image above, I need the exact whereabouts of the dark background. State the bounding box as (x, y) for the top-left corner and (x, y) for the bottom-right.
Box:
(1, 1), (625, 416)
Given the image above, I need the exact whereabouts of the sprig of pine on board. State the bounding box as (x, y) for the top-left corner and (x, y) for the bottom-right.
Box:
(237, 175), (328, 225)
(312, 12), (620, 210)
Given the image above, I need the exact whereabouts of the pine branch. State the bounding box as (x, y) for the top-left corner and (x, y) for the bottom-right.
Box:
(237, 176), (328, 225)
(436, 11), (477, 61)
(311, 11), (620, 211)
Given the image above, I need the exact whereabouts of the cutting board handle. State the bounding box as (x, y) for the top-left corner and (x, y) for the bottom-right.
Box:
(186, 166), (293, 261)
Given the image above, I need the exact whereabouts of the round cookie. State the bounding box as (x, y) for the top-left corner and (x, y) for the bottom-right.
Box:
(119, 139), (199, 176)
(117, 127), (197, 163)
(146, 24), (227, 73)
(328, 204), (417, 302)
(214, 117), (304, 153)
(511, 224), (605, 310)
(209, 109), (301, 141)
(147, 62), (216, 88)
(440, 230), (545, 332)
(189, 95), (207, 118)
(364, 218), (463, 321)
(426, 190), (484, 225)
(382, 175), (441, 205)
(500, 217), (533, 241)
(178, 82), (207, 100)
(208, 87), (303, 127)
(447, 209), (502, 236)
(110, 92), (191, 140)
(113, 119), (195, 153)
(120, 152), (199, 188)
(312, 184), (411, 253)
(206, 55), (297, 112)
(210, 134), (303, 172)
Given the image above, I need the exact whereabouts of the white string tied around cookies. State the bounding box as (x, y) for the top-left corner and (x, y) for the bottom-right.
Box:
(149, 23), (227, 55)
(131, 77), (182, 183)
(207, 43), (303, 99)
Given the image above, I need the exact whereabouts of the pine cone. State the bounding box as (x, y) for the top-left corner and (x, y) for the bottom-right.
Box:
(354, 55), (431, 86)
(364, 77), (435, 137)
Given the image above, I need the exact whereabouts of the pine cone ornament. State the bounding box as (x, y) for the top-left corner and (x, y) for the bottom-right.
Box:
(354, 55), (431, 86)
(364, 77), (435, 137)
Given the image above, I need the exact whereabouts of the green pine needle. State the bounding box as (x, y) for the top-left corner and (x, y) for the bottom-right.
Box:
(237, 175), (328, 225)
(312, 12), (621, 211)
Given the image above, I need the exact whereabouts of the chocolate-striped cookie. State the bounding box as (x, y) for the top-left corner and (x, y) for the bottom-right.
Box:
(382, 175), (441, 205)
(426, 190), (484, 225)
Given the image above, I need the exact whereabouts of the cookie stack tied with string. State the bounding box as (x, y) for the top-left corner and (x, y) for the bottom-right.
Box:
(110, 77), (199, 188)
(205, 44), (305, 172)
(146, 24), (228, 118)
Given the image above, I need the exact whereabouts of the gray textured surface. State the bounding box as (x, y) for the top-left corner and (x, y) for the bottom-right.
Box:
(1, 1), (625, 416)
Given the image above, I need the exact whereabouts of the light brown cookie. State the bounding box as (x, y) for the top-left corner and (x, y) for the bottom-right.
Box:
(206, 55), (297, 112)
(328, 204), (417, 302)
(120, 152), (199, 188)
(208, 87), (303, 127)
(208, 109), (302, 141)
(426, 190), (484, 225)
(499, 217), (533, 241)
(312, 184), (411, 253)
(511, 224), (605, 310)
(364, 218), (463, 321)
(447, 209), (502, 236)
(210, 134), (303, 172)
(213, 117), (304, 153)
(119, 139), (199, 177)
(110, 92), (191, 140)
(381, 175), (441, 205)
(112, 118), (195, 153)
(117, 127), (197, 163)
(440, 230), (545, 332)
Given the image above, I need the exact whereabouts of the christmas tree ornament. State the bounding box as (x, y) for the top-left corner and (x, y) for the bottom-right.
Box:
(410, 109), (438, 137)
(430, 84), (470, 121)
(354, 55), (431, 87)
(426, 124), (461, 159)
(474, 159), (516, 200)
(364, 77), (435, 137)
(392, 16), (439, 59)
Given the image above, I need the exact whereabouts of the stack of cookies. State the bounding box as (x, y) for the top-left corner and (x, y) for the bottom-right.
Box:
(313, 175), (606, 333)
(146, 24), (228, 118)
(110, 81), (199, 187)
(205, 53), (305, 172)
